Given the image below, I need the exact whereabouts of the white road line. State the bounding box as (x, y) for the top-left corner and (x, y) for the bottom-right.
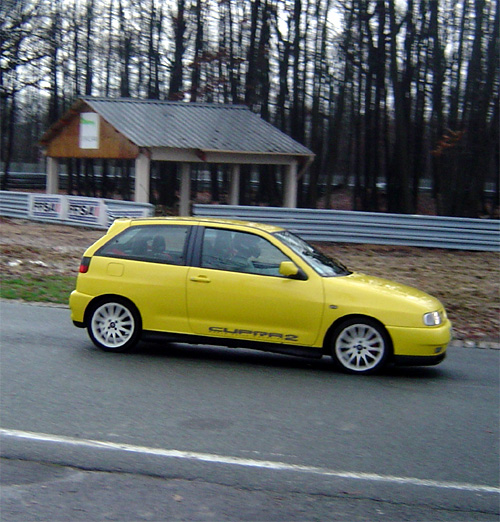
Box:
(1, 427), (499, 494)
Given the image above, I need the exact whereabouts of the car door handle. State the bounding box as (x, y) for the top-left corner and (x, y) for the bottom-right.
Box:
(190, 275), (211, 283)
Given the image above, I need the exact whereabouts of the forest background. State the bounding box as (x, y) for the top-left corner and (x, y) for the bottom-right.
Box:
(1, 0), (499, 217)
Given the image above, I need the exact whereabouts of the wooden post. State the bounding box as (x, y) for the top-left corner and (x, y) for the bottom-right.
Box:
(229, 164), (240, 205)
(179, 163), (191, 216)
(46, 157), (59, 194)
(284, 161), (298, 208)
(134, 153), (150, 203)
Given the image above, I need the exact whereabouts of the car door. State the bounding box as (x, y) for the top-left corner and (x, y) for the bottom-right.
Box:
(186, 227), (324, 346)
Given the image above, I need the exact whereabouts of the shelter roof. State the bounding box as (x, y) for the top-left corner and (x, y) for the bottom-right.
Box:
(41, 97), (313, 157)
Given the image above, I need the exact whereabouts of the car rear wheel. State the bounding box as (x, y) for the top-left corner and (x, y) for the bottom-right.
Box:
(88, 299), (141, 352)
(331, 318), (390, 374)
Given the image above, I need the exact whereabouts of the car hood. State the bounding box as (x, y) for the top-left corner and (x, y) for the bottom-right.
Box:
(348, 272), (439, 306)
(323, 272), (445, 327)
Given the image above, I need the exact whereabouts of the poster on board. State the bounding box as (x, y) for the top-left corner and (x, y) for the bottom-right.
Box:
(79, 112), (100, 149)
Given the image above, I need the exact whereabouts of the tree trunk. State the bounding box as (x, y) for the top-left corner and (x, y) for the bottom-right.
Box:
(169, 0), (185, 100)
(387, 2), (412, 214)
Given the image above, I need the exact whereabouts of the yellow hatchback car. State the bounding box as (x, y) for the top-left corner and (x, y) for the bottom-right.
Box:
(70, 217), (451, 374)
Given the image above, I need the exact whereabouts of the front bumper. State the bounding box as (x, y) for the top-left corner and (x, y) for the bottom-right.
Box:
(387, 319), (452, 358)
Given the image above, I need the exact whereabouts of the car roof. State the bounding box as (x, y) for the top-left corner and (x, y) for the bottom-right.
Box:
(114, 216), (285, 234)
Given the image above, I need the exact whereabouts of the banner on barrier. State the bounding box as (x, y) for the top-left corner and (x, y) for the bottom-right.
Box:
(67, 196), (107, 227)
(28, 194), (107, 227)
(29, 195), (65, 221)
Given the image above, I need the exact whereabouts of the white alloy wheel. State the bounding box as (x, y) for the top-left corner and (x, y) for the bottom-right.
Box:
(333, 320), (389, 374)
(89, 301), (140, 352)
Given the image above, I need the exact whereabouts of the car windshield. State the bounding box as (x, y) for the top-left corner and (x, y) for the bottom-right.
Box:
(275, 231), (351, 277)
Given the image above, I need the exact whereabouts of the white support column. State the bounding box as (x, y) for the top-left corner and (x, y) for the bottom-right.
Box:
(283, 161), (298, 208)
(46, 157), (59, 194)
(134, 153), (151, 203)
(229, 164), (240, 205)
(179, 163), (191, 216)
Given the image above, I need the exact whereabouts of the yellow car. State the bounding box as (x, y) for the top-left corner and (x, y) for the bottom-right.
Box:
(70, 217), (451, 374)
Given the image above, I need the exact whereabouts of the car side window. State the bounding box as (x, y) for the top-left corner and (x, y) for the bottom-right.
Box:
(201, 228), (291, 276)
(96, 225), (189, 265)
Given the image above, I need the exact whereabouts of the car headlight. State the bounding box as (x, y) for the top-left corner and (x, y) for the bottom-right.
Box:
(423, 311), (442, 326)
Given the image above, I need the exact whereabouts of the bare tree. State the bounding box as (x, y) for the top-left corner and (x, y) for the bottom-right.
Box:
(190, 0), (203, 102)
(1, 0), (50, 189)
(2, 0), (498, 217)
(168, 0), (186, 100)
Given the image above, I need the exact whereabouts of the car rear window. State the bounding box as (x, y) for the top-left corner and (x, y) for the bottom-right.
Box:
(96, 225), (190, 265)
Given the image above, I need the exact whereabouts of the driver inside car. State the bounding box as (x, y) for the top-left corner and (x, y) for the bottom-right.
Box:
(230, 233), (261, 272)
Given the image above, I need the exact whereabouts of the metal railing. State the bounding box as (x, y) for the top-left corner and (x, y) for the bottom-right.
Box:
(0, 191), (154, 228)
(1, 192), (498, 251)
(0, 191), (30, 219)
(193, 204), (500, 252)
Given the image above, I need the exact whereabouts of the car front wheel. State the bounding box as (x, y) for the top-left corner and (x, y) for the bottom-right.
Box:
(331, 318), (390, 374)
(88, 299), (141, 352)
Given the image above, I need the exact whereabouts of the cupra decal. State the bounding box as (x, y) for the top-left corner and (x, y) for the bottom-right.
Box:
(209, 327), (299, 342)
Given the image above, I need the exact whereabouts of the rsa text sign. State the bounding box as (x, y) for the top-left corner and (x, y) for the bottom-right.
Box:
(79, 112), (100, 149)
(29, 195), (65, 221)
(28, 194), (107, 227)
(66, 196), (107, 227)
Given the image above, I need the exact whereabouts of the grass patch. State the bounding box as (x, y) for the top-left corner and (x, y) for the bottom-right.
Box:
(0, 274), (76, 304)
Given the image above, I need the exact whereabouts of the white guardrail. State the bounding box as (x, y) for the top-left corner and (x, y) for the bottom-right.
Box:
(0, 191), (154, 228)
(193, 204), (500, 252)
(1, 192), (498, 251)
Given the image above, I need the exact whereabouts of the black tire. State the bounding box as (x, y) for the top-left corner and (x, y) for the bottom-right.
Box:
(87, 298), (141, 352)
(331, 317), (391, 374)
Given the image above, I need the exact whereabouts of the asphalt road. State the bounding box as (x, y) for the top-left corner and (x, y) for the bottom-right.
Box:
(1, 300), (499, 521)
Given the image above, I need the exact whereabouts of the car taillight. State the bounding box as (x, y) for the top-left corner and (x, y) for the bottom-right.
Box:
(79, 257), (91, 273)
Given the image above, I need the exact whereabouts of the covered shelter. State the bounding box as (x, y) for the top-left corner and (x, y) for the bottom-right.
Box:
(40, 97), (314, 215)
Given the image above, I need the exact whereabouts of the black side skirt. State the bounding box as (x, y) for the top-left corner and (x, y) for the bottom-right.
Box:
(141, 330), (325, 359)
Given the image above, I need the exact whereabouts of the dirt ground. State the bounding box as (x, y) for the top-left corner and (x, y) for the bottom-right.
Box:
(1, 216), (498, 342)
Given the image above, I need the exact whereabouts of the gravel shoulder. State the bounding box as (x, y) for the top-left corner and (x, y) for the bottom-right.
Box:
(1, 217), (498, 343)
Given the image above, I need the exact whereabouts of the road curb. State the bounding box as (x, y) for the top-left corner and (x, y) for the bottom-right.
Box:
(450, 339), (500, 350)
